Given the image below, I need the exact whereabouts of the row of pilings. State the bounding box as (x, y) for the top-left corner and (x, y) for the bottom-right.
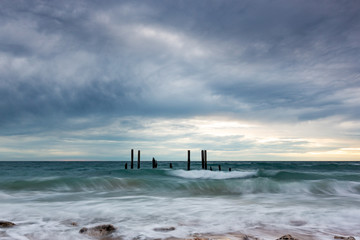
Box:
(124, 149), (140, 169)
(187, 149), (208, 171)
(125, 149), (229, 171)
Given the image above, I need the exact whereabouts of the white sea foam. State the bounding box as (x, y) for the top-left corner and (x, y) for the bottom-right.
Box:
(169, 169), (257, 179)
(1, 192), (360, 240)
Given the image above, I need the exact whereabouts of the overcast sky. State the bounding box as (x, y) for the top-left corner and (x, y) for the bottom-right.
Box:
(1, 0), (360, 161)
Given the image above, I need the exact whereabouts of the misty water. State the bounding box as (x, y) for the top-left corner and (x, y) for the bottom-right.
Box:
(1, 161), (360, 240)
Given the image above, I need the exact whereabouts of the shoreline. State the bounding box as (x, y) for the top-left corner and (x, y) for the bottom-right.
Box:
(1, 221), (357, 240)
(96, 232), (357, 240)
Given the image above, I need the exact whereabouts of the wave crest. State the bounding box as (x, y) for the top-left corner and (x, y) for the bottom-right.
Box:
(169, 169), (257, 179)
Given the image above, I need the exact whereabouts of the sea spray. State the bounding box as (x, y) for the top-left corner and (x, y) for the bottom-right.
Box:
(169, 169), (257, 179)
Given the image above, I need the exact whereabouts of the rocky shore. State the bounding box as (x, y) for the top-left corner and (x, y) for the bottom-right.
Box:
(0, 220), (357, 240)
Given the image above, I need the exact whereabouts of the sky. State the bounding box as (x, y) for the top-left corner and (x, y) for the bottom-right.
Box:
(0, 0), (360, 161)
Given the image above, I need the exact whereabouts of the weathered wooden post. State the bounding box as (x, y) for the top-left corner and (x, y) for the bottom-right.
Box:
(170, 163), (173, 169)
(205, 150), (207, 170)
(131, 149), (134, 169)
(218, 165), (221, 171)
(152, 157), (155, 168)
(137, 150), (140, 169)
(201, 150), (205, 169)
(210, 166), (213, 171)
(229, 168), (231, 172)
(125, 163), (128, 169)
(187, 150), (191, 171)
(201, 150), (204, 169)
(152, 157), (158, 168)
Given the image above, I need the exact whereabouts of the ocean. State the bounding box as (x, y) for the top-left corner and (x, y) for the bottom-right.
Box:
(0, 161), (359, 240)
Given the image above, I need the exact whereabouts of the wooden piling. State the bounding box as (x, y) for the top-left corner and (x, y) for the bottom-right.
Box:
(218, 165), (221, 171)
(210, 166), (213, 171)
(152, 157), (158, 169)
(201, 150), (204, 169)
(137, 150), (140, 169)
(170, 163), (173, 169)
(125, 163), (128, 169)
(131, 149), (134, 169)
(229, 168), (231, 172)
(205, 150), (207, 170)
(187, 150), (191, 171)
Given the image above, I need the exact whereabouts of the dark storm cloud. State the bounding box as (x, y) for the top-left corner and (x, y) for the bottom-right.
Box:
(0, 0), (359, 135)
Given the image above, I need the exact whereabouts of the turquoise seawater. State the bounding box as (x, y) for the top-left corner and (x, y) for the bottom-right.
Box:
(0, 161), (360, 239)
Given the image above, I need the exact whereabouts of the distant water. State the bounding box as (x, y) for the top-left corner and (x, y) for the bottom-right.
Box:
(1, 161), (360, 240)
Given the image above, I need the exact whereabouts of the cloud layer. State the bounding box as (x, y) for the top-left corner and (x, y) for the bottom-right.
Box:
(1, 0), (360, 160)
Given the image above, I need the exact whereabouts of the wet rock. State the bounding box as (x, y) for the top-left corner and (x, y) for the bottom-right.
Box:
(100, 237), (123, 240)
(276, 234), (298, 240)
(153, 226), (176, 232)
(194, 237), (210, 240)
(61, 220), (78, 227)
(190, 233), (257, 240)
(237, 234), (256, 240)
(193, 235), (254, 240)
(289, 220), (306, 226)
(79, 224), (116, 237)
(0, 221), (15, 228)
(334, 236), (356, 240)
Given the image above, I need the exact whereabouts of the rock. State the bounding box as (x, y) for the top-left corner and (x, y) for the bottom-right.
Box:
(276, 234), (298, 240)
(79, 224), (116, 237)
(237, 234), (255, 240)
(99, 237), (123, 240)
(289, 220), (307, 226)
(0, 221), (15, 228)
(194, 237), (210, 240)
(153, 226), (176, 232)
(190, 233), (257, 240)
(61, 220), (79, 227)
(334, 236), (356, 240)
